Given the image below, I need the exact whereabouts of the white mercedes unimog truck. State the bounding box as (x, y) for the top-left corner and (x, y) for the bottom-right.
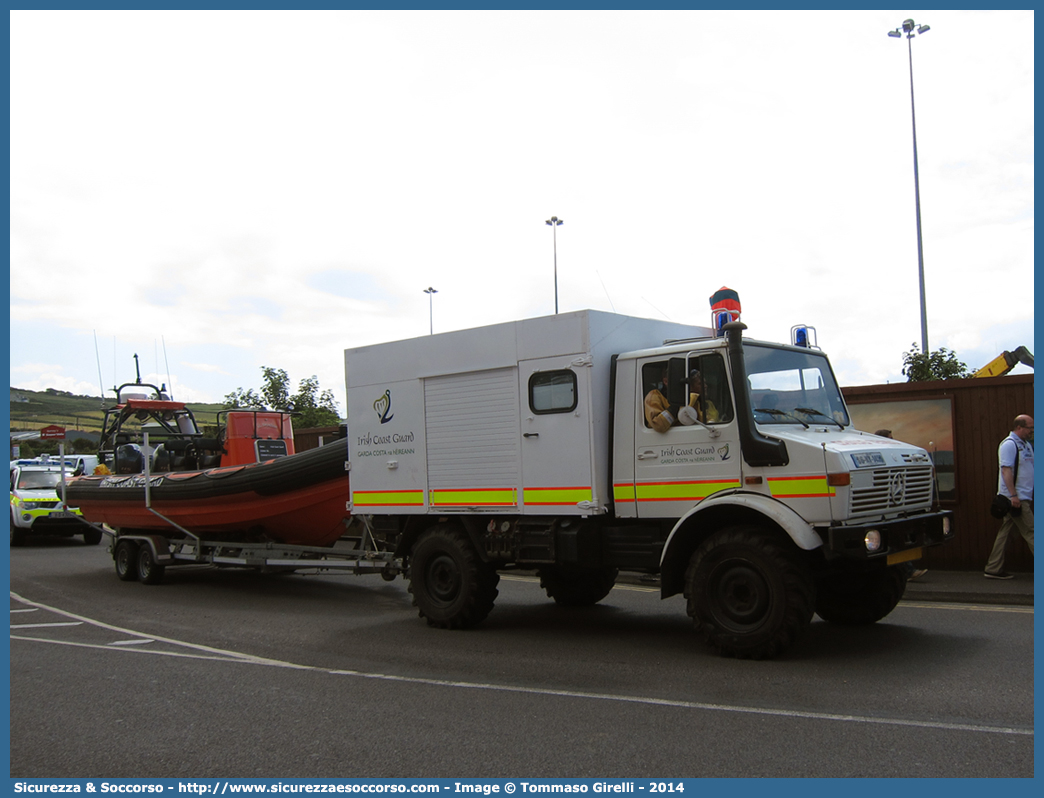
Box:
(344, 310), (953, 658)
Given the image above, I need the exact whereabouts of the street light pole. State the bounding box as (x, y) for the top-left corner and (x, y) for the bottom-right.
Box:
(423, 286), (437, 335)
(889, 18), (931, 356)
(545, 216), (563, 314)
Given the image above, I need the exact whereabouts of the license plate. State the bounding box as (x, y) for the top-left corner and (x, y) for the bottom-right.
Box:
(49, 511), (76, 519)
(887, 547), (923, 566)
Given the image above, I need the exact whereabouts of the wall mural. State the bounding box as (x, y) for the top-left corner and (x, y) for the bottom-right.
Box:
(847, 397), (956, 501)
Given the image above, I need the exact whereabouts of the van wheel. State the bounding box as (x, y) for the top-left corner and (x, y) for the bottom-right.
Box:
(815, 566), (907, 625)
(10, 517), (25, 547)
(136, 545), (166, 585)
(114, 540), (140, 581)
(408, 526), (499, 629)
(537, 565), (618, 606)
(685, 526), (815, 660)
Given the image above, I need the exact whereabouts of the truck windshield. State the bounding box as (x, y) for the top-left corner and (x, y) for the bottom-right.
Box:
(743, 343), (850, 428)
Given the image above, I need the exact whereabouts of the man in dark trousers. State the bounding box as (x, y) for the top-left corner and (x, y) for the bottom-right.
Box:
(985, 414), (1035, 579)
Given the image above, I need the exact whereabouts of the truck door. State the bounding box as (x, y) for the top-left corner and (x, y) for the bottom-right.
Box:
(518, 356), (598, 515)
(631, 352), (742, 518)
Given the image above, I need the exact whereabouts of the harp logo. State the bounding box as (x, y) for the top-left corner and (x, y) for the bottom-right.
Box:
(373, 390), (394, 424)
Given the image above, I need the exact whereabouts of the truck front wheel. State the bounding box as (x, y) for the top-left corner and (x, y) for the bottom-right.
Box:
(537, 565), (618, 606)
(815, 566), (907, 625)
(684, 526), (815, 660)
(409, 525), (499, 629)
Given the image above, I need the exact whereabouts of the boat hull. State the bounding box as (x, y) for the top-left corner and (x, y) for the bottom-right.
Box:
(66, 439), (350, 547)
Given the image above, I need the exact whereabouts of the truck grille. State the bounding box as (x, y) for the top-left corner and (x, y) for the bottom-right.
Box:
(850, 466), (934, 515)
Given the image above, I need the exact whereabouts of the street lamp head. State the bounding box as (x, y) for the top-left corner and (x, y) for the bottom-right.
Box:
(423, 287), (437, 295)
(917, 24), (930, 34)
(888, 29), (902, 38)
(902, 19), (915, 32)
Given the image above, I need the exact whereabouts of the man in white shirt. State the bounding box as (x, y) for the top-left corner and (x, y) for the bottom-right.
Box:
(985, 414), (1034, 579)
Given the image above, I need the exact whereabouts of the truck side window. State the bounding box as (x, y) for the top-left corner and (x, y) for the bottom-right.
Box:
(529, 370), (577, 414)
(686, 354), (734, 425)
(642, 359), (688, 430)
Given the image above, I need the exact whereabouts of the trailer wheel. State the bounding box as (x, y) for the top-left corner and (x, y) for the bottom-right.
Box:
(684, 526), (815, 660)
(136, 545), (166, 585)
(83, 527), (103, 546)
(815, 566), (907, 625)
(408, 526), (499, 629)
(537, 565), (618, 606)
(114, 540), (140, 582)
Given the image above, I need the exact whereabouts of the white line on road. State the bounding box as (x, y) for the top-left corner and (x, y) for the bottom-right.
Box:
(11, 591), (1032, 739)
(11, 622), (82, 629)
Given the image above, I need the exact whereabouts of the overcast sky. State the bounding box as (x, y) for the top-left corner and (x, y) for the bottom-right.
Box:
(9, 9), (1034, 417)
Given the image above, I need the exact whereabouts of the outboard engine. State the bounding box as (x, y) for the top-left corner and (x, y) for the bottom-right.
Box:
(115, 444), (144, 474)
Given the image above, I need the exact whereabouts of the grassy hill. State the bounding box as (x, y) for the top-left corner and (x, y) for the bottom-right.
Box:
(10, 387), (226, 437)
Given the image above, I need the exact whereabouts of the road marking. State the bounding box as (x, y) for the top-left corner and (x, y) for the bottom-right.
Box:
(11, 622), (82, 629)
(10, 591), (308, 667)
(503, 576), (1034, 608)
(898, 601), (1032, 614)
(11, 591), (1032, 739)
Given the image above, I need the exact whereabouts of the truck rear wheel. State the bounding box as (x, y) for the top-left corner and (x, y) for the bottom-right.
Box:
(537, 565), (618, 606)
(815, 566), (907, 625)
(409, 525), (499, 629)
(114, 540), (140, 581)
(684, 526), (815, 660)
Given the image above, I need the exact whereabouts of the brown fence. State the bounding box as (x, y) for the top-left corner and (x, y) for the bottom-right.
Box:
(294, 426), (343, 452)
(843, 374), (1034, 572)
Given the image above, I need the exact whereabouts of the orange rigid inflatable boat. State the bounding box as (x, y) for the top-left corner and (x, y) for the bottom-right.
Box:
(65, 378), (350, 547)
(66, 439), (350, 547)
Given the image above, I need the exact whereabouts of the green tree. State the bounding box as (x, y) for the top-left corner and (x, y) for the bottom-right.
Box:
(901, 344), (971, 382)
(223, 367), (341, 428)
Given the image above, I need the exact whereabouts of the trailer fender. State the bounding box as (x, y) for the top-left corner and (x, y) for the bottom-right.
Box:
(658, 491), (822, 597)
(118, 533), (175, 565)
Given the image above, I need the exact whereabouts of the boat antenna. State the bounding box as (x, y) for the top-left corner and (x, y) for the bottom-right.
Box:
(93, 330), (105, 409)
(134, 353), (141, 384)
(162, 335), (174, 400)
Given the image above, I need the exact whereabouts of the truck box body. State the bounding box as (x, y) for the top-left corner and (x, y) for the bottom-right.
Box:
(344, 310), (711, 516)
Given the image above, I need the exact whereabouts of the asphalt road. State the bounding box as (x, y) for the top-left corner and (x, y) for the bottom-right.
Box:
(9, 536), (1034, 779)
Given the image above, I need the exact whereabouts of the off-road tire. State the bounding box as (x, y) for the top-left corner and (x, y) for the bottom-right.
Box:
(114, 540), (140, 581)
(136, 545), (166, 585)
(684, 526), (815, 660)
(537, 565), (619, 606)
(815, 566), (907, 625)
(408, 525), (499, 629)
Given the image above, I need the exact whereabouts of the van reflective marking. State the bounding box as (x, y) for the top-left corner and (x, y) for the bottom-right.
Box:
(767, 475), (835, 499)
(431, 488), (517, 507)
(634, 479), (741, 502)
(522, 486), (593, 506)
(352, 489), (425, 507)
(613, 483), (637, 503)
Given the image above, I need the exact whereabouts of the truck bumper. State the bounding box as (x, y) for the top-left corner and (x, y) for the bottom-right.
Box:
(820, 510), (954, 562)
